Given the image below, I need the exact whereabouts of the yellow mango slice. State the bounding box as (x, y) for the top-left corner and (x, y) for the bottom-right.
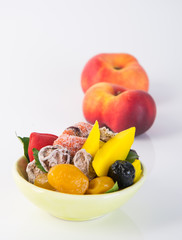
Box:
(132, 159), (142, 183)
(99, 140), (105, 148)
(82, 120), (100, 156)
(92, 127), (136, 176)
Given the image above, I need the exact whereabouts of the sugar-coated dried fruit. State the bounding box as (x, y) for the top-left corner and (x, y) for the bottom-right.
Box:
(53, 134), (86, 157)
(62, 126), (82, 137)
(99, 127), (116, 142)
(108, 160), (135, 188)
(38, 145), (71, 172)
(73, 149), (96, 180)
(26, 160), (44, 183)
(54, 122), (94, 157)
(34, 173), (55, 190)
(62, 122), (93, 137)
(74, 122), (93, 137)
(48, 164), (89, 194)
(86, 176), (114, 194)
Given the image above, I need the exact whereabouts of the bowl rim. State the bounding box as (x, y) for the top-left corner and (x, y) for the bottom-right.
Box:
(13, 156), (146, 199)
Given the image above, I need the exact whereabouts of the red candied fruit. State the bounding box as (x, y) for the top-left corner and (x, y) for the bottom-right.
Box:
(62, 122), (93, 137)
(54, 122), (93, 157)
(74, 122), (93, 137)
(53, 134), (86, 157)
(28, 132), (58, 162)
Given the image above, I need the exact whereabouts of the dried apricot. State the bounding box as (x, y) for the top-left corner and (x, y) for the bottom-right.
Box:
(48, 164), (89, 194)
(34, 173), (55, 191)
(86, 176), (114, 194)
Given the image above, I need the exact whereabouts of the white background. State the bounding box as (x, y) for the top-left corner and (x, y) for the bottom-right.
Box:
(0, 0), (182, 239)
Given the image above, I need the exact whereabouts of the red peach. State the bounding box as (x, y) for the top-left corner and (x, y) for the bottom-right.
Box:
(83, 82), (156, 136)
(81, 53), (149, 93)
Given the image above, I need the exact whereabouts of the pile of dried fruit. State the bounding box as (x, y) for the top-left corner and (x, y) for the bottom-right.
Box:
(18, 121), (142, 195)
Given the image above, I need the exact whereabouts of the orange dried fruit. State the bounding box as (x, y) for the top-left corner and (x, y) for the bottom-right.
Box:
(34, 173), (55, 191)
(48, 164), (89, 194)
(86, 176), (114, 194)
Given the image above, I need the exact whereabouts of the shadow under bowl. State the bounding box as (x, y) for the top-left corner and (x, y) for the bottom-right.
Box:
(13, 156), (146, 221)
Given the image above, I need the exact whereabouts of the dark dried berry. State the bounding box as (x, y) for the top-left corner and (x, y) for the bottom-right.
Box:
(108, 160), (135, 189)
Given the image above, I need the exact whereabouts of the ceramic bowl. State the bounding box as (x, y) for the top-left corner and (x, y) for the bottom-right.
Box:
(13, 156), (146, 221)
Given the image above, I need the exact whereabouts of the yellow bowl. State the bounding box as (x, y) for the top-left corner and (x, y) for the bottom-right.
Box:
(13, 156), (146, 221)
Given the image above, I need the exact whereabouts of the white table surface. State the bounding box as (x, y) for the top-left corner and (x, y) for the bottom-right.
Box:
(0, 1), (182, 239)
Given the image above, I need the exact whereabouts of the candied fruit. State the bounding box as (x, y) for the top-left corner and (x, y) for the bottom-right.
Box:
(48, 164), (89, 194)
(81, 120), (100, 156)
(99, 127), (116, 142)
(74, 122), (93, 137)
(28, 132), (58, 162)
(34, 173), (55, 190)
(38, 145), (71, 172)
(53, 134), (86, 157)
(108, 160), (135, 188)
(62, 122), (93, 137)
(132, 159), (142, 183)
(26, 160), (44, 183)
(73, 149), (96, 180)
(92, 127), (135, 176)
(86, 176), (114, 194)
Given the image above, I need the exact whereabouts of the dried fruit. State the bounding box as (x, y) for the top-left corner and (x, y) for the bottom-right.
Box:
(99, 127), (116, 142)
(26, 160), (44, 183)
(108, 160), (135, 188)
(82, 120), (100, 156)
(20, 122), (141, 196)
(132, 159), (142, 183)
(48, 164), (89, 194)
(73, 149), (96, 180)
(92, 127), (135, 176)
(34, 173), (55, 190)
(74, 122), (93, 137)
(54, 122), (93, 157)
(53, 134), (86, 157)
(99, 140), (105, 148)
(38, 145), (71, 172)
(28, 132), (58, 162)
(86, 176), (114, 194)
(62, 122), (93, 137)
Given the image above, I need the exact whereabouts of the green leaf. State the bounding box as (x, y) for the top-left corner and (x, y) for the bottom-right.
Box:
(17, 135), (30, 163)
(126, 149), (139, 164)
(33, 148), (48, 173)
(105, 182), (119, 193)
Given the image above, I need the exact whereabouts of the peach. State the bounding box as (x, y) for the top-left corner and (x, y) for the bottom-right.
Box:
(82, 82), (156, 136)
(81, 53), (149, 93)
